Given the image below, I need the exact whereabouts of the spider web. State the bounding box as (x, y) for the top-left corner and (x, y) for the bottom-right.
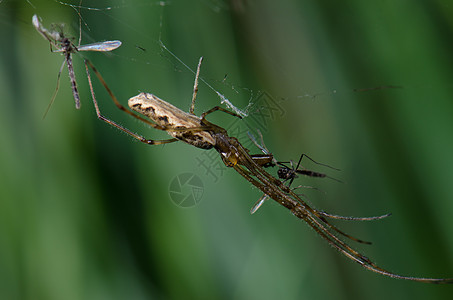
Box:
(25, 0), (409, 184)
(4, 1), (453, 297)
(30, 0), (256, 117)
(27, 0), (376, 119)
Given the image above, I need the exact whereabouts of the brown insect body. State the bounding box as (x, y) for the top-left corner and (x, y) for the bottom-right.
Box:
(33, 15), (121, 114)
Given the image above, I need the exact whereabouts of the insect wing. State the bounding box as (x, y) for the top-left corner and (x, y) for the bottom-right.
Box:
(78, 40), (122, 52)
(32, 14), (61, 43)
(32, 14), (42, 32)
(250, 194), (269, 214)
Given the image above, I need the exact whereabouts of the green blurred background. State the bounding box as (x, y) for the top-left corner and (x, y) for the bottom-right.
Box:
(1, 0), (453, 299)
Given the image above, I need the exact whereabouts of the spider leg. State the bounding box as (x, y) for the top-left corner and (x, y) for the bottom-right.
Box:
(201, 106), (243, 120)
(316, 214), (374, 244)
(189, 57), (203, 114)
(85, 59), (184, 133)
(187, 56), (244, 123)
(85, 60), (178, 145)
(316, 210), (392, 221)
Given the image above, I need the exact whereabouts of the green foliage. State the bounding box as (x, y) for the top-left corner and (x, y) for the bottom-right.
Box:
(1, 0), (452, 299)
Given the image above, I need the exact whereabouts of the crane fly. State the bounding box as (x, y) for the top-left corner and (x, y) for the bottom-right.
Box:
(32, 14), (121, 114)
(83, 57), (453, 283)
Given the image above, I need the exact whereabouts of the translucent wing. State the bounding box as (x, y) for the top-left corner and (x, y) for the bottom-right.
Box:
(32, 14), (62, 45)
(77, 40), (122, 52)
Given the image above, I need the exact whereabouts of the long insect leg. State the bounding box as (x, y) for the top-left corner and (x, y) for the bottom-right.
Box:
(43, 59), (67, 119)
(297, 153), (341, 171)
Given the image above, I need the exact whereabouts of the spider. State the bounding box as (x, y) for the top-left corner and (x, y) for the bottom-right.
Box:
(82, 57), (452, 283)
